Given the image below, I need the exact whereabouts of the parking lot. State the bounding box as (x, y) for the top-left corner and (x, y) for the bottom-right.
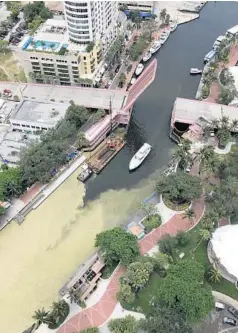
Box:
(194, 305), (238, 333)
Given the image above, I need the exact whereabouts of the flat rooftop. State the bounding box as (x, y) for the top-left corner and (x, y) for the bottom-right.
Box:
(20, 18), (88, 53)
(0, 83), (128, 111)
(11, 100), (69, 126)
(172, 97), (238, 127)
(0, 131), (38, 165)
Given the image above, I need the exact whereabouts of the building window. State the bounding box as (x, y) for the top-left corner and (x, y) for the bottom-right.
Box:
(71, 61), (77, 64)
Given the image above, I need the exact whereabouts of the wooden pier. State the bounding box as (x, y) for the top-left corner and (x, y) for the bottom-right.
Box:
(87, 136), (125, 174)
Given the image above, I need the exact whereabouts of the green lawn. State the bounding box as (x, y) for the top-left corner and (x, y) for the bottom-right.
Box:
(175, 226), (238, 300)
(122, 226), (238, 314)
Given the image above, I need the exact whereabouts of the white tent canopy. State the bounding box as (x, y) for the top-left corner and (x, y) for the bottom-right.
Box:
(210, 225), (238, 280)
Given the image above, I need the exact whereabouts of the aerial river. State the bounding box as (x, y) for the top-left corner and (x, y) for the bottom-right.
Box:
(1, 2), (238, 333)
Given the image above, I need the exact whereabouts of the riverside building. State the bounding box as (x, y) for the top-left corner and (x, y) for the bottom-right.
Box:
(15, 1), (125, 86)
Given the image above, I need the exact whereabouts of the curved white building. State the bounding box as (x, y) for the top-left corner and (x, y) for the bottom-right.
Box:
(64, 1), (119, 48)
(210, 225), (238, 281)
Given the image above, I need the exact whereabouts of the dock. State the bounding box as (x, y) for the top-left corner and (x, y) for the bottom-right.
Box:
(87, 136), (125, 174)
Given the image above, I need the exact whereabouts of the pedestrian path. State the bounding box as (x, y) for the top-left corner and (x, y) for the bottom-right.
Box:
(58, 196), (205, 333)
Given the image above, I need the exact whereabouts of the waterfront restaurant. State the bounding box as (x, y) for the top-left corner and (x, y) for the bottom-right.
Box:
(170, 97), (238, 140)
(60, 253), (105, 302)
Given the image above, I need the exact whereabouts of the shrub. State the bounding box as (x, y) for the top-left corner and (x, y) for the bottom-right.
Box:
(86, 42), (95, 53)
(176, 231), (190, 246)
(143, 214), (162, 233)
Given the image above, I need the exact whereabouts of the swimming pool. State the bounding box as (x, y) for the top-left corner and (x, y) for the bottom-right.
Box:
(34, 40), (60, 50)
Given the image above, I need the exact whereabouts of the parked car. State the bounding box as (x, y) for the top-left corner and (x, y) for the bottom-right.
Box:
(115, 64), (120, 73)
(223, 316), (236, 326)
(215, 302), (225, 311)
(228, 306), (238, 319)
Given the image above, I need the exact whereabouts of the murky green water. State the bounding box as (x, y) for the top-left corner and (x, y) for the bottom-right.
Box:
(0, 168), (153, 333)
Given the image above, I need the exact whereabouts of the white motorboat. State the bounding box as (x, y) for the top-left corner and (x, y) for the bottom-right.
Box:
(159, 31), (170, 45)
(150, 41), (161, 54)
(170, 23), (178, 32)
(190, 68), (202, 75)
(135, 63), (144, 76)
(129, 143), (152, 171)
(130, 77), (136, 85)
(77, 163), (93, 182)
(142, 51), (152, 62)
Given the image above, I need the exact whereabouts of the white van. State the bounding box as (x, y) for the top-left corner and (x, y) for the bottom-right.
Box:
(204, 50), (216, 63)
(215, 302), (225, 311)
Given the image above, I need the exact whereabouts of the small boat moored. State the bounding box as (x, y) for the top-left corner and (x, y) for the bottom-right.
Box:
(170, 22), (178, 32)
(142, 51), (152, 62)
(130, 77), (136, 85)
(159, 30), (170, 45)
(135, 63), (144, 76)
(129, 143), (152, 171)
(190, 68), (202, 75)
(150, 41), (161, 54)
(77, 163), (93, 182)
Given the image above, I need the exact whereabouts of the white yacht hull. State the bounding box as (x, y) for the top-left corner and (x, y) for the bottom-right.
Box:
(150, 44), (161, 54)
(160, 34), (169, 45)
(135, 65), (144, 76)
(129, 143), (152, 171)
(143, 52), (152, 62)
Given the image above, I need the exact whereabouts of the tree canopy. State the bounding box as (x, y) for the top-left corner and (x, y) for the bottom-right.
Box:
(23, 1), (52, 24)
(126, 260), (154, 290)
(128, 36), (148, 61)
(158, 259), (214, 323)
(65, 102), (89, 128)
(109, 315), (137, 333)
(95, 227), (139, 267)
(156, 172), (202, 204)
(0, 166), (25, 201)
(6, 1), (22, 19)
(139, 303), (192, 333)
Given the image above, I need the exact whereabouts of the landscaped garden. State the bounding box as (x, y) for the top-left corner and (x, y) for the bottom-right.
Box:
(92, 138), (238, 332)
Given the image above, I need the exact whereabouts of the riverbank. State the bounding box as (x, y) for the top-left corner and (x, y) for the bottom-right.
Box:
(2, 3), (238, 333)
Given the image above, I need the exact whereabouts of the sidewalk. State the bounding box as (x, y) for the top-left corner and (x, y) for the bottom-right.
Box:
(213, 291), (238, 308)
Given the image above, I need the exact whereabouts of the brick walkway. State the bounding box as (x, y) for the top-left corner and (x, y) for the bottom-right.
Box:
(58, 196), (205, 333)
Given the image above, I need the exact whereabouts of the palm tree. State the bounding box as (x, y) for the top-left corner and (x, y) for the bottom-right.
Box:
(203, 125), (212, 140)
(201, 215), (214, 231)
(193, 228), (211, 252)
(32, 308), (49, 326)
(209, 268), (221, 283)
(210, 118), (220, 129)
(198, 146), (216, 173)
(230, 119), (238, 132)
(141, 203), (156, 220)
(217, 126), (231, 148)
(77, 132), (88, 148)
(68, 288), (81, 304)
(182, 208), (195, 222)
(51, 300), (67, 324)
(220, 115), (230, 127)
